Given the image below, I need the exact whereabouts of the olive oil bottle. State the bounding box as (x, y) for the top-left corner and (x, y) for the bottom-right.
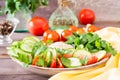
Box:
(49, 0), (78, 30)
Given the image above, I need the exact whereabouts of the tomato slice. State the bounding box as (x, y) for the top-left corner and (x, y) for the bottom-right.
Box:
(103, 53), (111, 59)
(57, 58), (64, 68)
(32, 56), (39, 65)
(87, 56), (98, 65)
(50, 59), (57, 68)
(63, 53), (73, 58)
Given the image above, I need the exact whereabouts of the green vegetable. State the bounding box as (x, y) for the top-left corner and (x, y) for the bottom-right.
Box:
(61, 57), (82, 68)
(73, 49), (91, 58)
(66, 33), (117, 56)
(5, 0), (48, 15)
(45, 49), (53, 67)
(7, 36), (42, 66)
(36, 58), (46, 67)
(56, 48), (75, 55)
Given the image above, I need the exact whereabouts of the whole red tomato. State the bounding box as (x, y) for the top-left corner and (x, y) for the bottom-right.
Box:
(61, 30), (73, 41)
(78, 8), (95, 25)
(43, 30), (60, 42)
(28, 17), (49, 36)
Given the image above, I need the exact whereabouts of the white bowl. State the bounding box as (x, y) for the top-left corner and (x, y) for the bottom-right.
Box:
(12, 57), (109, 77)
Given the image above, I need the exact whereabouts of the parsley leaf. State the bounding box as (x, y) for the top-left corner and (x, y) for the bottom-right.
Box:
(66, 33), (117, 56)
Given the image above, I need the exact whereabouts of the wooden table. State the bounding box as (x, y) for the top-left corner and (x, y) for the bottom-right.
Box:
(0, 33), (48, 80)
(0, 21), (120, 80)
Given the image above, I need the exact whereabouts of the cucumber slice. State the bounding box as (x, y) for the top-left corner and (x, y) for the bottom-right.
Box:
(23, 36), (40, 42)
(74, 49), (91, 59)
(20, 43), (33, 52)
(50, 48), (57, 59)
(45, 50), (52, 67)
(61, 57), (82, 68)
(14, 48), (32, 64)
(20, 37), (39, 52)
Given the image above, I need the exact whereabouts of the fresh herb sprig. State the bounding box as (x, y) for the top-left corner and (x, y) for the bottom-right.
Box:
(66, 33), (117, 56)
(5, 0), (48, 15)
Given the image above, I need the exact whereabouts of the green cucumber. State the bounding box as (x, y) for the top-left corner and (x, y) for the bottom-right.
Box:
(20, 43), (33, 52)
(74, 49), (91, 59)
(45, 49), (52, 67)
(20, 37), (40, 52)
(14, 48), (32, 64)
(61, 57), (82, 68)
(23, 36), (40, 42)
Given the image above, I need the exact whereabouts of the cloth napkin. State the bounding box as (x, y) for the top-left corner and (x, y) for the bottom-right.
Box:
(49, 53), (120, 80)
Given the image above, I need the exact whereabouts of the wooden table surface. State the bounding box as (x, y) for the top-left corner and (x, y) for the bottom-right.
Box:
(0, 21), (120, 80)
(0, 33), (49, 80)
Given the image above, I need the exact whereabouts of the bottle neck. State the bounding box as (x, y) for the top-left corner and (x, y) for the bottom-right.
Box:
(58, 0), (69, 7)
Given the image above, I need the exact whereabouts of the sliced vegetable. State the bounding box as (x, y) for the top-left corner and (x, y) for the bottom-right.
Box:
(74, 49), (91, 60)
(45, 49), (52, 67)
(20, 36), (40, 52)
(61, 57), (82, 68)
(50, 48), (57, 68)
(57, 58), (64, 68)
(94, 50), (106, 61)
(13, 48), (32, 65)
(87, 56), (98, 65)
(36, 58), (46, 67)
(32, 56), (39, 65)
(50, 59), (57, 68)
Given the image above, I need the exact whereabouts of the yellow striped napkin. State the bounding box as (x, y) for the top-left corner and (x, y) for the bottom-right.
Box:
(49, 53), (120, 80)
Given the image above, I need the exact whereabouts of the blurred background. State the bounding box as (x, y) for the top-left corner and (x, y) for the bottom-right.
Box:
(0, 0), (120, 22)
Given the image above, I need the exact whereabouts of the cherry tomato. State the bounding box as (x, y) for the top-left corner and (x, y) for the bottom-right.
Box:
(78, 8), (95, 25)
(43, 30), (60, 42)
(87, 56), (98, 65)
(61, 30), (73, 41)
(69, 26), (78, 32)
(50, 59), (57, 68)
(87, 25), (100, 32)
(57, 58), (64, 68)
(32, 56), (39, 65)
(76, 28), (85, 34)
(28, 16), (49, 36)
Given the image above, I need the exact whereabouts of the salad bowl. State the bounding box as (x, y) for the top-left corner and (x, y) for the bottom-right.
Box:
(12, 57), (109, 77)
(7, 32), (116, 77)
(25, 58), (109, 77)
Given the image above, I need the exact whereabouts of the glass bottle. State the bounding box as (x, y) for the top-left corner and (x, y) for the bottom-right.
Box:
(49, 0), (78, 30)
